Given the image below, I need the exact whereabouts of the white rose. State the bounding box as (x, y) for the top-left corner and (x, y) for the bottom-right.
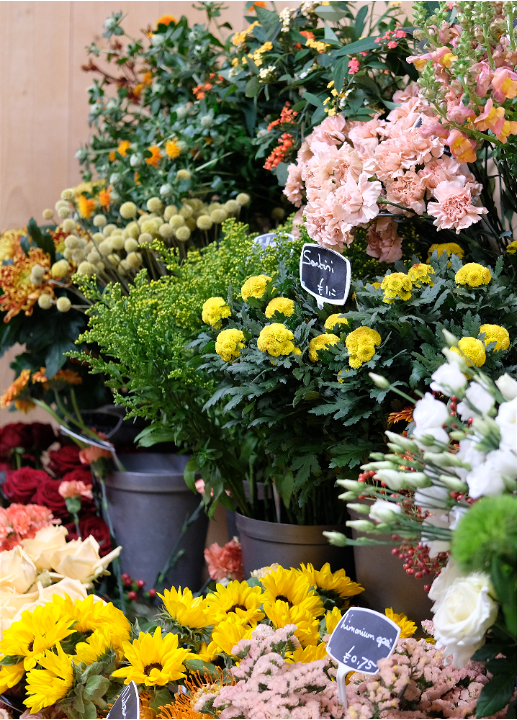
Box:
(466, 448), (516, 498)
(495, 398), (517, 450)
(21, 525), (68, 571)
(428, 558), (463, 603)
(413, 426), (449, 452)
(0, 546), (37, 594)
(413, 393), (449, 430)
(50, 535), (121, 583)
(432, 571), (498, 668)
(454, 439), (486, 482)
(369, 499), (402, 524)
(495, 373), (517, 401)
(0, 587), (39, 638)
(430, 363), (467, 396)
(9, 578), (92, 630)
(457, 382), (495, 421)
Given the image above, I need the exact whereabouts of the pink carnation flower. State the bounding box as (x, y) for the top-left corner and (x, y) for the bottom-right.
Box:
(309, 114), (348, 146)
(392, 81), (420, 104)
(385, 170), (426, 215)
(427, 180), (488, 233)
(58, 480), (93, 500)
(0, 503), (57, 551)
(366, 217), (403, 263)
(284, 163), (304, 207)
(204, 538), (244, 581)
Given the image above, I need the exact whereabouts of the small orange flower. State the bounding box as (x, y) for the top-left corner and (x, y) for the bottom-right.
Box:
(134, 171), (141, 184)
(53, 369), (83, 385)
(156, 14), (176, 27)
(388, 406), (414, 426)
(32, 368), (48, 383)
(77, 196), (96, 219)
(99, 187), (111, 208)
(1, 369), (32, 409)
(249, 0), (266, 10)
(166, 139), (181, 159)
(110, 140), (131, 162)
(145, 145), (162, 167)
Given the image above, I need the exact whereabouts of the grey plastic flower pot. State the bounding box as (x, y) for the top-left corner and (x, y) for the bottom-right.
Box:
(348, 505), (433, 627)
(235, 512), (354, 576)
(105, 454), (208, 590)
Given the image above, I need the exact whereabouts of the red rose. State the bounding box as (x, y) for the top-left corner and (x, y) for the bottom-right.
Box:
(79, 515), (112, 556)
(34, 478), (68, 517)
(0, 423), (32, 457)
(30, 423), (56, 451)
(2, 468), (51, 503)
(48, 445), (82, 476)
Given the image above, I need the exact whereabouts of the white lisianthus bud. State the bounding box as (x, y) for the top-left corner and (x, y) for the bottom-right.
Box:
(369, 499), (402, 524)
(374, 469), (408, 490)
(431, 362), (467, 396)
(438, 475), (468, 491)
(336, 479), (362, 491)
(443, 347), (468, 371)
(61, 188), (75, 201)
(160, 184), (173, 197)
(338, 491), (360, 501)
(347, 503), (370, 515)
(369, 372), (389, 388)
(322, 531), (347, 546)
(56, 297), (72, 312)
(346, 520), (377, 532)
(361, 461), (398, 471)
(384, 431), (419, 451)
(402, 472), (432, 488)
(495, 373), (517, 401)
(442, 329), (459, 347)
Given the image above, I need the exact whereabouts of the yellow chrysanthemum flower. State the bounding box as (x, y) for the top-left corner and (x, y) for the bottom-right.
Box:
(507, 240), (517, 254)
(427, 242), (464, 261)
(265, 297), (295, 318)
(158, 587), (209, 629)
(479, 324), (510, 351)
(345, 326), (381, 369)
(385, 608), (417, 639)
(257, 323), (301, 357)
(165, 138), (181, 159)
(381, 272), (412, 303)
(298, 563), (364, 603)
(24, 643), (73, 714)
(77, 195), (96, 219)
(451, 337), (486, 367)
(308, 334), (340, 362)
(210, 617), (254, 656)
(215, 328), (246, 362)
(53, 595), (130, 656)
(0, 603), (74, 671)
(324, 607), (343, 636)
(408, 263), (434, 287)
(455, 263), (491, 287)
(263, 601), (321, 647)
(261, 566), (324, 615)
(73, 627), (112, 665)
(205, 581), (265, 626)
(112, 627), (196, 687)
(241, 274), (271, 301)
(202, 297), (231, 327)
(324, 314), (349, 332)
(0, 659), (25, 694)
(286, 643), (328, 664)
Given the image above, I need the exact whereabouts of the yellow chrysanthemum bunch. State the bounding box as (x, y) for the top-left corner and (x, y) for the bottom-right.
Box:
(265, 297), (295, 318)
(202, 297), (231, 328)
(324, 314), (348, 332)
(479, 324), (510, 351)
(451, 337), (486, 367)
(507, 240), (517, 254)
(257, 323), (301, 356)
(455, 263), (491, 287)
(241, 274), (271, 301)
(308, 334), (339, 362)
(427, 242), (464, 261)
(408, 263), (434, 287)
(345, 326), (381, 369)
(215, 328), (245, 362)
(381, 272), (412, 303)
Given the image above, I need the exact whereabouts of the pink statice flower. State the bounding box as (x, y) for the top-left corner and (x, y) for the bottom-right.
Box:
(204, 538), (244, 582)
(366, 217), (403, 263)
(58, 480), (93, 500)
(427, 180), (488, 233)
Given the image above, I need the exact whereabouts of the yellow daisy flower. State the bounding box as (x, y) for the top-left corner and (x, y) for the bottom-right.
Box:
(263, 600), (320, 647)
(205, 580), (265, 625)
(0, 659), (25, 694)
(112, 627), (196, 687)
(73, 627), (112, 665)
(158, 587), (209, 629)
(298, 563), (364, 604)
(286, 643), (328, 663)
(0, 603), (74, 671)
(261, 566), (323, 615)
(385, 608), (417, 639)
(210, 617), (254, 656)
(24, 643), (74, 714)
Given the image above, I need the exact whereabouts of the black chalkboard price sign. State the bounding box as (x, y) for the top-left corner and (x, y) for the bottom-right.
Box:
(107, 682), (140, 719)
(299, 244), (351, 308)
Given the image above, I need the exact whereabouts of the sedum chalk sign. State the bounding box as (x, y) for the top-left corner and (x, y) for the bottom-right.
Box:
(299, 244), (351, 308)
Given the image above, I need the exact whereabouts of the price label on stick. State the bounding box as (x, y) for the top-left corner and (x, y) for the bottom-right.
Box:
(299, 243), (351, 308)
(327, 608), (400, 708)
(107, 681), (140, 719)
(254, 232), (295, 249)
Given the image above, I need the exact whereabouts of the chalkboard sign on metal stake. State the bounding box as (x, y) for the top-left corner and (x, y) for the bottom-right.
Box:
(327, 607), (400, 708)
(254, 232), (295, 249)
(107, 681), (140, 719)
(299, 243), (351, 309)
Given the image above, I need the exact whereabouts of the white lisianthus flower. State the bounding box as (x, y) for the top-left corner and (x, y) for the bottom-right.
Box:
(457, 382), (495, 421)
(413, 393), (449, 430)
(495, 397), (517, 450)
(428, 558), (463, 602)
(495, 373), (517, 401)
(466, 448), (516, 498)
(369, 499), (402, 524)
(431, 571), (498, 668)
(430, 363), (467, 396)
(454, 439), (487, 482)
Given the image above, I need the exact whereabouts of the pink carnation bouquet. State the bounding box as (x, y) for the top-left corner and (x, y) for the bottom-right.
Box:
(0, 503), (57, 551)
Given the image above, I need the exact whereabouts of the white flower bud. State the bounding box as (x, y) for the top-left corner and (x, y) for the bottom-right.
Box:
(65, 235), (79, 249)
(369, 499), (402, 524)
(322, 531), (347, 546)
(442, 329), (459, 347)
(124, 238), (139, 252)
(347, 503), (370, 515)
(30, 264), (46, 285)
(369, 372), (389, 388)
(160, 183), (173, 197)
(236, 193), (250, 206)
(51, 260), (70, 279)
(495, 373), (517, 401)
(77, 261), (95, 277)
(346, 520), (377, 532)
(336, 479), (362, 491)
(61, 219), (76, 232)
(103, 224), (117, 236)
(175, 226), (191, 242)
(158, 224), (174, 238)
(98, 240), (113, 256)
(57, 206), (70, 219)
(138, 233), (153, 244)
(42, 209), (54, 220)
(374, 469), (408, 490)
(147, 197), (163, 213)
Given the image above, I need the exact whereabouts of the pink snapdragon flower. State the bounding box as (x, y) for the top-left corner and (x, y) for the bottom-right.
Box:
(58, 480), (93, 500)
(491, 67), (517, 102)
(427, 180), (487, 233)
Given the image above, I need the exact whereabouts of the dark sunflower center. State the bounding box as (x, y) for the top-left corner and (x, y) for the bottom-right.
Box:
(276, 595), (293, 607)
(144, 663), (163, 676)
(228, 604), (247, 613)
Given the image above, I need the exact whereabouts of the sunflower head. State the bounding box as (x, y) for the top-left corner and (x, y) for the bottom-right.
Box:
(298, 563), (364, 609)
(260, 566), (322, 614)
(384, 608), (417, 639)
(210, 617), (254, 657)
(205, 580), (265, 625)
(24, 642), (74, 714)
(158, 587), (209, 630)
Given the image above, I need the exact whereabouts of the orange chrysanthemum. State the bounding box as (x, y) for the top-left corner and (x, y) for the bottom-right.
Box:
(146, 145), (162, 167)
(0, 229), (25, 262)
(32, 368), (48, 383)
(388, 406), (414, 426)
(99, 187), (111, 209)
(53, 369), (83, 385)
(0, 247), (53, 321)
(77, 196), (96, 219)
(1, 369), (33, 410)
(134, 171), (141, 184)
(249, 1), (266, 10)
(156, 15), (176, 27)
(109, 140), (131, 162)
(166, 139), (181, 159)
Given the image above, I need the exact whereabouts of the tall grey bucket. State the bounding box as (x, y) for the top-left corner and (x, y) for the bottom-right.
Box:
(348, 505), (432, 626)
(235, 513), (353, 576)
(105, 454), (208, 590)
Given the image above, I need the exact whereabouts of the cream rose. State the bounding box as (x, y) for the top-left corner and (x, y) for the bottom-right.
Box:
(0, 546), (37, 594)
(50, 535), (121, 583)
(0, 587), (39, 638)
(21, 525), (68, 571)
(431, 568), (498, 668)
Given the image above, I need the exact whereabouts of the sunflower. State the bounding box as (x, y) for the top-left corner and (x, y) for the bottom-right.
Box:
(263, 601), (320, 647)
(197, 640), (220, 663)
(24, 642), (74, 714)
(261, 566), (323, 615)
(324, 607), (343, 636)
(385, 608), (417, 639)
(286, 643), (328, 663)
(0, 659), (25, 693)
(298, 563), (364, 608)
(0, 603), (74, 671)
(205, 581), (265, 625)
(54, 595), (130, 656)
(112, 627), (196, 687)
(73, 627), (112, 665)
(210, 617), (254, 656)
(159, 587), (209, 629)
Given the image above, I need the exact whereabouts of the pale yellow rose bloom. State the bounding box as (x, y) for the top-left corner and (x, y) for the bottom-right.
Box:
(50, 535), (121, 583)
(0, 546), (37, 594)
(21, 525), (69, 571)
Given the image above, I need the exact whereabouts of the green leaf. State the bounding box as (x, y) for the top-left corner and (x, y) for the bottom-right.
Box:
(245, 76), (260, 98)
(354, 5), (368, 39)
(185, 658), (218, 676)
(476, 664), (516, 718)
(0, 655), (24, 666)
(315, 5), (349, 22)
(183, 457), (198, 493)
(28, 218), (56, 263)
(150, 687), (173, 713)
(277, 468), (294, 507)
(303, 91), (324, 108)
(324, 22), (340, 46)
(333, 57), (348, 94)
(84, 675), (110, 701)
(334, 37), (379, 57)
(275, 161), (289, 186)
(135, 424), (176, 447)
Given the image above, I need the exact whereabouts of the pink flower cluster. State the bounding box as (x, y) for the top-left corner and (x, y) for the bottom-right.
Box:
(285, 87), (487, 255)
(204, 538), (244, 582)
(0, 503), (57, 552)
(195, 625), (345, 719)
(345, 637), (509, 719)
